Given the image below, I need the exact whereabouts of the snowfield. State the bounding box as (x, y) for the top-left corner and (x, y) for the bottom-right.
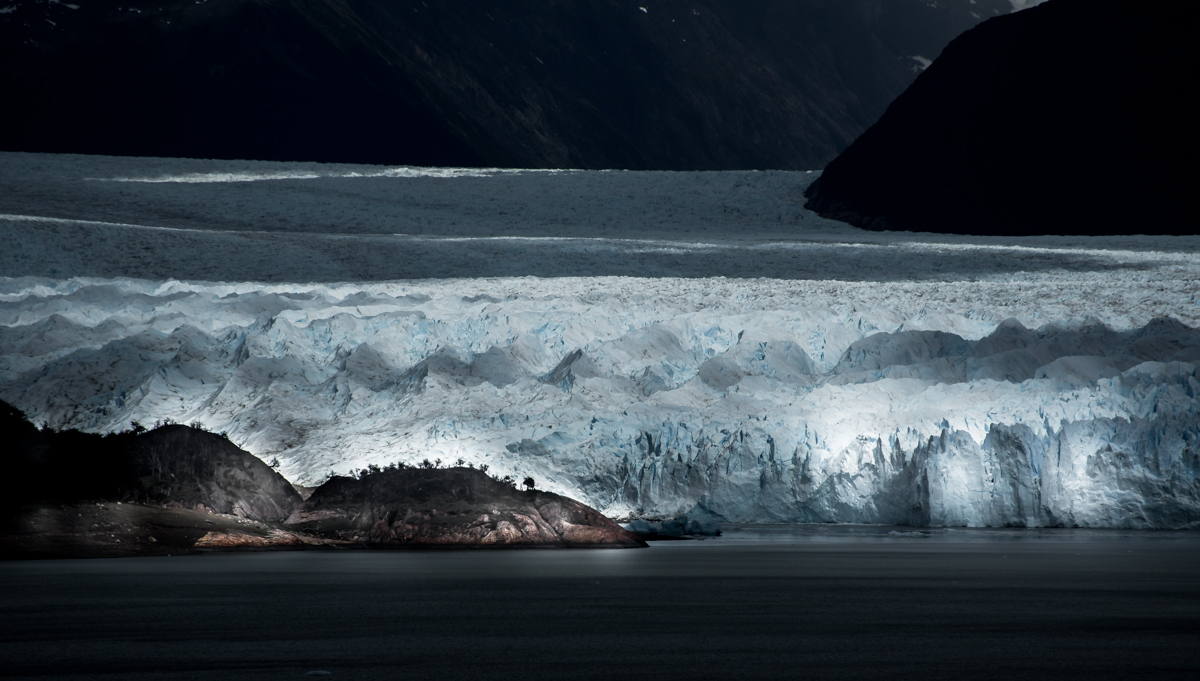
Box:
(2, 152), (1198, 528)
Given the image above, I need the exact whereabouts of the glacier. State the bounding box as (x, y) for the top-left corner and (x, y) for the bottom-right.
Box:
(3, 277), (1198, 529)
(2, 152), (1199, 529)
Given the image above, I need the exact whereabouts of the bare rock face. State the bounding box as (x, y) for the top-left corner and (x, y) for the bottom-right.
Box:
(286, 467), (646, 548)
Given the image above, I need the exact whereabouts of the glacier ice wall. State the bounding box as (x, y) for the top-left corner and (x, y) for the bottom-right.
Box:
(2, 276), (1198, 529)
(3, 155), (1199, 528)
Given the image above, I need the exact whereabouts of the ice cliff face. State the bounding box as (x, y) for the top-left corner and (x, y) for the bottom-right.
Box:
(3, 277), (1198, 529)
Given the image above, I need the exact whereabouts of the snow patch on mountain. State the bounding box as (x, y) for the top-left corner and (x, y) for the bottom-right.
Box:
(1009, 0), (1050, 11)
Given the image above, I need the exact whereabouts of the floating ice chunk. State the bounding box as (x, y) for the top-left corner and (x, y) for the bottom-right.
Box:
(624, 519), (657, 534)
(624, 516), (720, 536)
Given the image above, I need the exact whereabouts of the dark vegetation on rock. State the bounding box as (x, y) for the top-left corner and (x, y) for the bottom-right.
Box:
(805, 0), (1197, 236)
(1, 0), (1014, 170)
(289, 465), (646, 548)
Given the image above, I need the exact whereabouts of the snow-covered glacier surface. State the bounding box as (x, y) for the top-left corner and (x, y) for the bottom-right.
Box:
(2, 152), (1199, 528)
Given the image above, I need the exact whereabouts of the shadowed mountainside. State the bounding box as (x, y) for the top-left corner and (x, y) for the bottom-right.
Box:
(1, 0), (1017, 169)
(804, 0), (1197, 236)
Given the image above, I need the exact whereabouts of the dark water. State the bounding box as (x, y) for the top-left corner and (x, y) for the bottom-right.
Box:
(2, 525), (1198, 681)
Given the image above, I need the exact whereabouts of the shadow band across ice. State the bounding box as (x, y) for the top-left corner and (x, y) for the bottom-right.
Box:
(0, 213), (1174, 282)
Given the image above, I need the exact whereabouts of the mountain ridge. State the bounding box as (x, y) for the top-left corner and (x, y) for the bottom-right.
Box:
(3, 0), (1017, 169)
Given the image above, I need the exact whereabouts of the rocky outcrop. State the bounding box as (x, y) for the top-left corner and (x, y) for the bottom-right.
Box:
(1, 400), (642, 554)
(1, 0), (1016, 170)
(286, 467), (646, 548)
(805, 0), (1197, 236)
(128, 425), (303, 521)
(1, 401), (302, 522)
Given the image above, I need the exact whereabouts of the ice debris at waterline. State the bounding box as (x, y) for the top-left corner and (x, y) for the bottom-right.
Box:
(1, 277), (1199, 529)
(625, 516), (721, 537)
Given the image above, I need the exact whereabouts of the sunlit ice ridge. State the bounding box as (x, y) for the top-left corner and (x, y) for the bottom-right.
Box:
(2, 152), (1199, 529)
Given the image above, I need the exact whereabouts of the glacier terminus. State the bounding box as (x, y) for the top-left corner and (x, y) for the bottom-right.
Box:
(2, 153), (1198, 530)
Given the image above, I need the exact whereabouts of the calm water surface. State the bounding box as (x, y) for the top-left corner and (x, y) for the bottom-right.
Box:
(2, 525), (1198, 680)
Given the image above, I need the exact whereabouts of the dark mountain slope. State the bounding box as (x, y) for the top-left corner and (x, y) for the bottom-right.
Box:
(805, 0), (1198, 236)
(1, 0), (483, 167)
(2, 0), (1015, 169)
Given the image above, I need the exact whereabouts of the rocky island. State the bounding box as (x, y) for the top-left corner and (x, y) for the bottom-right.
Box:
(288, 465), (643, 547)
(0, 400), (644, 558)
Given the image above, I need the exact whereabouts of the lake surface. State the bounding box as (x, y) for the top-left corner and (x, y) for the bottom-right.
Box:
(2, 525), (1198, 681)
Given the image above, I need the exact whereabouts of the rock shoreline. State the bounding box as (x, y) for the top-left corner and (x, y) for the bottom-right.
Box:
(1, 401), (645, 558)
